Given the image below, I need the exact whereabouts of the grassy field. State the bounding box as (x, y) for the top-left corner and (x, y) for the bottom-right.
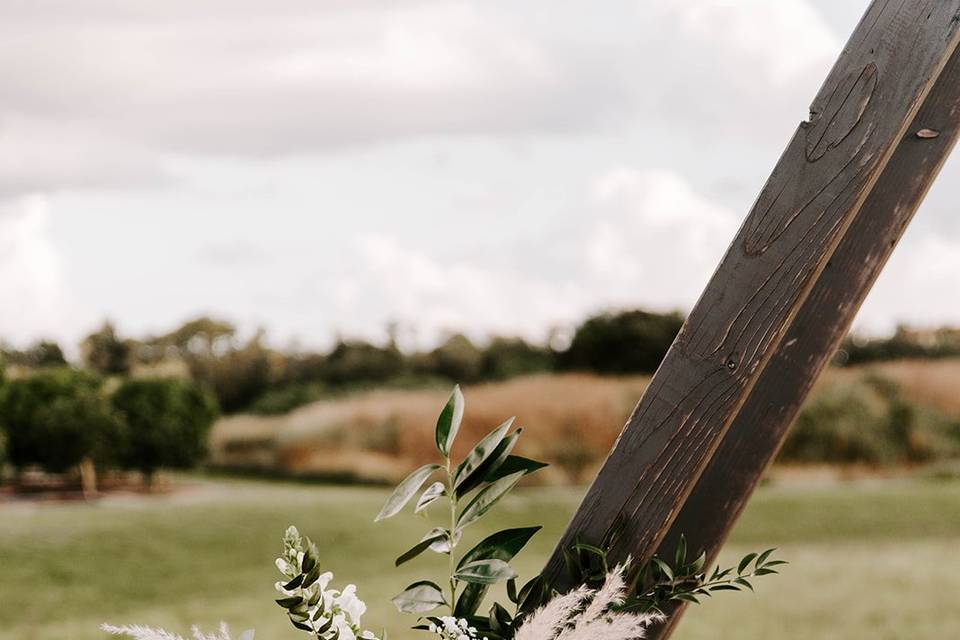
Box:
(1, 476), (959, 640)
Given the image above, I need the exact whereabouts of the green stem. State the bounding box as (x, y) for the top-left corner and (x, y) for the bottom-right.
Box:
(445, 458), (459, 615)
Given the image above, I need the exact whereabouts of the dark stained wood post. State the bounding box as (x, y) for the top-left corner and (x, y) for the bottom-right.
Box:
(542, 3), (960, 633)
(649, 41), (960, 639)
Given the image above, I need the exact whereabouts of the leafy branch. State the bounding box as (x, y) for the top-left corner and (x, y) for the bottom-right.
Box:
(375, 386), (546, 636)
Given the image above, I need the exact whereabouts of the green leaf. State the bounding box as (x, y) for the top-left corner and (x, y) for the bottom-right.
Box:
(454, 418), (514, 488)
(455, 559), (517, 585)
(452, 527), (541, 617)
(457, 526), (542, 569)
(301, 538), (319, 574)
(282, 573), (304, 590)
(652, 557), (674, 581)
(395, 529), (448, 566)
(275, 596), (303, 609)
(734, 577), (754, 591)
(457, 470), (525, 530)
(455, 431), (521, 498)
(414, 481), (446, 514)
(691, 551), (707, 573)
(756, 548), (776, 567)
(374, 463), (442, 522)
(674, 593), (699, 604)
(301, 563), (322, 588)
(709, 584), (740, 592)
(435, 385), (465, 456)
(392, 581), (446, 614)
(675, 534), (687, 567)
(483, 455), (548, 484)
(738, 553), (758, 574)
(506, 578), (518, 604)
(289, 618), (312, 632)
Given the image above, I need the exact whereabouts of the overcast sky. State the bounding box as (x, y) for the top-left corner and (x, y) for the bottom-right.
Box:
(2, 0), (958, 351)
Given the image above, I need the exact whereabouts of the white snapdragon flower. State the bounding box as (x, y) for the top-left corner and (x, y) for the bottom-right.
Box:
(275, 526), (380, 640)
(426, 616), (486, 640)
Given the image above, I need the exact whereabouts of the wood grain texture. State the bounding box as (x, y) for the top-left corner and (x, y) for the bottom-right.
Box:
(542, 0), (960, 594)
(648, 41), (960, 640)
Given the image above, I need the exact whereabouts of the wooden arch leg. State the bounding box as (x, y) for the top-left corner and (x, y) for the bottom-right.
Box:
(649, 40), (960, 640)
(541, 0), (960, 625)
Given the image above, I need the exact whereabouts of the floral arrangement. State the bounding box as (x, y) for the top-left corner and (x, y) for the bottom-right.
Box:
(104, 386), (784, 640)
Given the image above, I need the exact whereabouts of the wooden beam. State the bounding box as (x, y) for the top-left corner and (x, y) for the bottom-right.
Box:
(542, 0), (960, 597)
(649, 40), (960, 640)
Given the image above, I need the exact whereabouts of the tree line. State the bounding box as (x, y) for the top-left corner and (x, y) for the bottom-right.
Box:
(1, 309), (686, 416)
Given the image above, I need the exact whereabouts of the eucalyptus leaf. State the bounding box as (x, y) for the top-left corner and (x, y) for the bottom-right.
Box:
(483, 455), (548, 483)
(435, 385), (464, 456)
(414, 481), (446, 514)
(457, 526), (542, 569)
(374, 463), (441, 522)
(395, 528), (448, 566)
(455, 559), (517, 585)
(453, 526), (541, 617)
(454, 418), (514, 488)
(392, 580), (447, 614)
(455, 431), (521, 498)
(457, 470), (525, 530)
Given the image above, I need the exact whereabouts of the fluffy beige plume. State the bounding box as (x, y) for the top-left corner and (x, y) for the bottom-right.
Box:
(100, 623), (253, 640)
(515, 566), (663, 640)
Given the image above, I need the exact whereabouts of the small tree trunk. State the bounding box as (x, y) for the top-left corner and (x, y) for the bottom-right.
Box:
(79, 457), (98, 499)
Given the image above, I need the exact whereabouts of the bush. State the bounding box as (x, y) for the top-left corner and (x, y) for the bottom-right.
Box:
(111, 378), (219, 482)
(320, 340), (406, 387)
(1, 340), (68, 369)
(779, 374), (960, 465)
(480, 337), (553, 380)
(557, 309), (683, 374)
(423, 334), (483, 382)
(0, 368), (120, 474)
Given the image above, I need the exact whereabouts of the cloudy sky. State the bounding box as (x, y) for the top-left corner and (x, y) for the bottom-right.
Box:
(2, 0), (958, 352)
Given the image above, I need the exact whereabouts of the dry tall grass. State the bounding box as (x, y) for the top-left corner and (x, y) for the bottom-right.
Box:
(210, 359), (960, 484)
(211, 374), (649, 484)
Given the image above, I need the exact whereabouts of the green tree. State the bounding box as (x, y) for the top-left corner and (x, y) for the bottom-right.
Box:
(81, 322), (132, 375)
(427, 334), (484, 383)
(480, 337), (552, 380)
(557, 309), (684, 374)
(1, 340), (68, 369)
(111, 378), (219, 485)
(0, 369), (120, 491)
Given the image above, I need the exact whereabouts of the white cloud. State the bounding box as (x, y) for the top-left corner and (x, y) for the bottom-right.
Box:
(318, 167), (740, 346)
(645, 0), (841, 137)
(584, 167), (740, 309)
(0, 0), (838, 197)
(0, 196), (72, 345)
(856, 233), (960, 334)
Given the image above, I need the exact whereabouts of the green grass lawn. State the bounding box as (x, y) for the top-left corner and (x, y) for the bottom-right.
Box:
(1, 476), (958, 639)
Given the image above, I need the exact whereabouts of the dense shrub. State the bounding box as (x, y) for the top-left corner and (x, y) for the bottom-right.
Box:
(480, 337), (553, 380)
(557, 309), (683, 374)
(0, 368), (120, 473)
(779, 374), (960, 465)
(111, 378), (219, 483)
(1, 340), (68, 369)
(423, 334), (484, 382)
(320, 340), (406, 386)
(186, 340), (271, 413)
